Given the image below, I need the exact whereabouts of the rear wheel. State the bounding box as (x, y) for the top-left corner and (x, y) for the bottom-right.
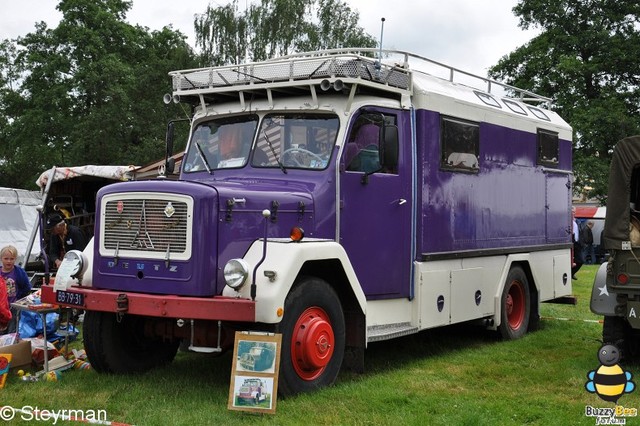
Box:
(603, 315), (640, 361)
(83, 311), (179, 373)
(276, 277), (345, 396)
(498, 266), (530, 340)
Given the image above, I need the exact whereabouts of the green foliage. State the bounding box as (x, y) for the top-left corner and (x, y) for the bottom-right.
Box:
(489, 0), (640, 200)
(0, 0), (375, 189)
(0, 0), (197, 189)
(194, 0), (377, 66)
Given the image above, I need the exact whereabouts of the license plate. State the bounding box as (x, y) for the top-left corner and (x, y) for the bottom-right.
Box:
(56, 290), (85, 307)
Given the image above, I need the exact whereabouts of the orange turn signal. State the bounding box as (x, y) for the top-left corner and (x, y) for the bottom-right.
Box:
(290, 227), (304, 242)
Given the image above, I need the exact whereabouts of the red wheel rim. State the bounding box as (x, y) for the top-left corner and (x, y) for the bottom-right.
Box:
(291, 307), (335, 381)
(506, 281), (525, 330)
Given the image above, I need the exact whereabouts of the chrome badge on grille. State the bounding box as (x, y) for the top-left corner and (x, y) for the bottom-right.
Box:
(164, 202), (175, 218)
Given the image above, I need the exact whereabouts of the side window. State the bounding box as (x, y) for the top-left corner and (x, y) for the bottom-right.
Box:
(441, 117), (480, 172)
(345, 114), (397, 174)
(538, 129), (559, 167)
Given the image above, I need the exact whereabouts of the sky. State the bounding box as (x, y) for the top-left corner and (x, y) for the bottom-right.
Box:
(0, 0), (538, 78)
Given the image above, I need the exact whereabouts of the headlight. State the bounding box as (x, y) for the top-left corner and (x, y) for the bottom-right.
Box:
(224, 259), (249, 290)
(55, 250), (87, 289)
(61, 250), (85, 278)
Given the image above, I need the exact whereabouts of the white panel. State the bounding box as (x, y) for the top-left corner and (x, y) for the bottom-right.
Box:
(553, 254), (572, 298)
(450, 268), (493, 324)
(419, 269), (450, 328)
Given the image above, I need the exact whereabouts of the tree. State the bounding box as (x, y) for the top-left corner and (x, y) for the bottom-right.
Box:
(194, 0), (377, 66)
(0, 0), (197, 189)
(489, 0), (640, 201)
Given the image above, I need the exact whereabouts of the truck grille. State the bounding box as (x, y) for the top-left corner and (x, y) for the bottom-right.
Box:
(100, 193), (193, 260)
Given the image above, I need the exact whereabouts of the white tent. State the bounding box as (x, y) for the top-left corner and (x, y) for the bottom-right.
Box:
(0, 187), (42, 266)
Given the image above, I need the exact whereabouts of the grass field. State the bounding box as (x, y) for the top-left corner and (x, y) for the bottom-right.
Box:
(2, 264), (638, 425)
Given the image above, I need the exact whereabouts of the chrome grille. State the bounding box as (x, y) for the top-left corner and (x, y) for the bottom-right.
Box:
(102, 195), (191, 258)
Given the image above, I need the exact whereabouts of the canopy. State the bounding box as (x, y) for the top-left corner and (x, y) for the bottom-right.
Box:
(0, 188), (42, 265)
(36, 165), (137, 189)
(574, 205), (606, 220)
(603, 136), (640, 250)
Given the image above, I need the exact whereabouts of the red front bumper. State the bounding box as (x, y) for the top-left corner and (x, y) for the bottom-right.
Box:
(41, 285), (256, 322)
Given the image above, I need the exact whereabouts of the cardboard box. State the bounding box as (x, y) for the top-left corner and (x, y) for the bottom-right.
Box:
(0, 341), (32, 371)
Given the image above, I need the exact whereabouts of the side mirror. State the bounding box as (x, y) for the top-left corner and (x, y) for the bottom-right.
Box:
(165, 157), (176, 175)
(166, 121), (175, 159)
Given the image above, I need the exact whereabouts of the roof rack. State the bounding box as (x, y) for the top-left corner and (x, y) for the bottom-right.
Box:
(170, 48), (552, 109)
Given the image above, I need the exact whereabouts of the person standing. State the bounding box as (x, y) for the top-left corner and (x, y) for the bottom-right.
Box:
(571, 208), (583, 279)
(581, 220), (595, 264)
(46, 213), (87, 268)
(0, 245), (31, 333)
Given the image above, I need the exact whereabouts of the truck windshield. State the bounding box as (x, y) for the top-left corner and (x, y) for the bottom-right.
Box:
(253, 113), (339, 170)
(183, 116), (259, 173)
(183, 113), (339, 173)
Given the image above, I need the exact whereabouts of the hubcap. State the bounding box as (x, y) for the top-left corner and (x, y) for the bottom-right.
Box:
(291, 307), (335, 381)
(506, 281), (525, 330)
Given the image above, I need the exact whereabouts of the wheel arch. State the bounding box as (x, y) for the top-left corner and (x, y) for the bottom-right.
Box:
(224, 240), (367, 325)
(297, 258), (366, 371)
(493, 257), (538, 330)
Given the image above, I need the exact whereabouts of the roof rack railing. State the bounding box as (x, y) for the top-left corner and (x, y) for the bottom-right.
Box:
(170, 48), (552, 108)
(278, 48), (552, 107)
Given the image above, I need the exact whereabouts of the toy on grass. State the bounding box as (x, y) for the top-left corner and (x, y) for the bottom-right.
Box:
(0, 354), (12, 388)
(73, 359), (91, 370)
(44, 370), (62, 382)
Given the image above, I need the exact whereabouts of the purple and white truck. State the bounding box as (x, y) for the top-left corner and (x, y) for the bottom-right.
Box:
(42, 48), (574, 395)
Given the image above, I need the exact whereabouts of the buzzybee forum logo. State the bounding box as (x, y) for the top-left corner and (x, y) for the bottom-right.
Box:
(584, 344), (637, 424)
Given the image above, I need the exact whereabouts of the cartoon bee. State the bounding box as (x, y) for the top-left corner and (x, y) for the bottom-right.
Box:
(585, 344), (636, 403)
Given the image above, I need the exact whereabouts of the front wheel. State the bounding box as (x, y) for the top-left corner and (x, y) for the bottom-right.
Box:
(83, 311), (179, 374)
(498, 266), (531, 340)
(276, 277), (345, 396)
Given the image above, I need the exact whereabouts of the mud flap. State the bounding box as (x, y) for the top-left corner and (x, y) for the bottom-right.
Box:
(590, 262), (618, 315)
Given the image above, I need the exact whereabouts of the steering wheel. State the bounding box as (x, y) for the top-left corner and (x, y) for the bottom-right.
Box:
(281, 147), (325, 167)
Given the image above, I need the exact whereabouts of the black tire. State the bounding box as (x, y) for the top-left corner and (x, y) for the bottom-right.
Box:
(603, 316), (640, 362)
(498, 266), (531, 340)
(83, 311), (179, 374)
(276, 276), (345, 396)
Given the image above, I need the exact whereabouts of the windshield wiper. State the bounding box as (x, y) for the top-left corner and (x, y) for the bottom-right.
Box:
(262, 128), (287, 174)
(195, 141), (213, 174)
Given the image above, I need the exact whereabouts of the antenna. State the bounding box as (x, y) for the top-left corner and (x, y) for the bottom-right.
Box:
(376, 17), (386, 79)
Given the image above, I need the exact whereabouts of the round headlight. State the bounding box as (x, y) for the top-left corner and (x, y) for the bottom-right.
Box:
(224, 259), (250, 290)
(62, 250), (85, 278)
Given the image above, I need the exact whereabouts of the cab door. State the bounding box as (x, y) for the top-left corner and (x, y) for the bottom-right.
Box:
(339, 110), (412, 299)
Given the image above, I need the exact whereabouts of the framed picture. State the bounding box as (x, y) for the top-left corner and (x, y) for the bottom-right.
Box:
(228, 332), (282, 414)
